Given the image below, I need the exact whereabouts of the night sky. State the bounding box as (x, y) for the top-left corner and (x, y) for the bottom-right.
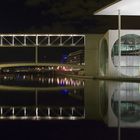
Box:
(1, 0), (140, 62)
(0, 47), (83, 63)
(0, 0), (140, 33)
(0, 0), (120, 33)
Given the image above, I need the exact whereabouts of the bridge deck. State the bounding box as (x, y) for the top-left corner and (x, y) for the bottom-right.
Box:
(0, 85), (84, 91)
(0, 63), (84, 69)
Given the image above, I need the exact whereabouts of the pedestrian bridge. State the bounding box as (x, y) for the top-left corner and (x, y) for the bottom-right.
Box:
(0, 34), (85, 47)
(0, 62), (84, 69)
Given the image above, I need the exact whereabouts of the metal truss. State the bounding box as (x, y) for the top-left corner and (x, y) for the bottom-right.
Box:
(0, 106), (85, 120)
(0, 34), (85, 47)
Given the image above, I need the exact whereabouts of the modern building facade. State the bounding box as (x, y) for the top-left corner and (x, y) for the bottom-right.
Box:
(85, 30), (140, 78)
(66, 50), (84, 65)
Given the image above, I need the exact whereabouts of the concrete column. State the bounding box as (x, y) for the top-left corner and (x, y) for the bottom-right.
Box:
(35, 45), (38, 64)
(85, 34), (103, 77)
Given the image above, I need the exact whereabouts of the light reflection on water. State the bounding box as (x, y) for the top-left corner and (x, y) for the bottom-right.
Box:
(111, 82), (140, 125)
(0, 74), (140, 129)
(1, 74), (140, 139)
(0, 74), (85, 120)
(84, 80), (140, 129)
(0, 74), (85, 87)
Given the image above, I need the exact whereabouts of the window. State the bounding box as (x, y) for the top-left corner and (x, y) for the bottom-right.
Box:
(112, 34), (140, 76)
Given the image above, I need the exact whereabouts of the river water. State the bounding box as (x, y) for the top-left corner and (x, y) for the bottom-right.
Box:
(0, 73), (140, 140)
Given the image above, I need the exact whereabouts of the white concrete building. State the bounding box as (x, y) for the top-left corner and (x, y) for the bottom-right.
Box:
(85, 30), (140, 78)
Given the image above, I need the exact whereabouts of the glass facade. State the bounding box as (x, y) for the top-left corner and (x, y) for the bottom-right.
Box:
(112, 34), (140, 76)
(66, 50), (84, 65)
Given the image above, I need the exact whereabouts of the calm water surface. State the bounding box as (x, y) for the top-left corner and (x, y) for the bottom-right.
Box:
(0, 74), (140, 140)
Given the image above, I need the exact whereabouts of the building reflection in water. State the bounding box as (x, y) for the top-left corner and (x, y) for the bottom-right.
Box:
(110, 82), (140, 127)
(0, 74), (85, 120)
(0, 73), (140, 128)
(0, 74), (85, 87)
(85, 79), (140, 128)
(84, 80), (107, 121)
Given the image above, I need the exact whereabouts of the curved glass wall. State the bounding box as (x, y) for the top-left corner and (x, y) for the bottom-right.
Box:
(100, 39), (108, 75)
(112, 34), (140, 76)
(111, 83), (140, 123)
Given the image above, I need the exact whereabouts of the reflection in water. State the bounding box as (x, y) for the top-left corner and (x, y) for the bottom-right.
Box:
(0, 74), (85, 87)
(0, 74), (85, 120)
(0, 88), (85, 120)
(85, 80), (140, 140)
(1, 74), (140, 126)
(112, 82), (140, 123)
(99, 81), (108, 121)
(1, 73), (140, 139)
(84, 80), (140, 129)
(0, 73), (140, 140)
(84, 80), (100, 120)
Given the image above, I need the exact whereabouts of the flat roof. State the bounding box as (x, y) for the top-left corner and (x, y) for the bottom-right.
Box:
(94, 0), (140, 16)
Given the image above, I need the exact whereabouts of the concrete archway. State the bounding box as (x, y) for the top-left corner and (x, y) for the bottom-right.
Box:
(100, 38), (108, 76)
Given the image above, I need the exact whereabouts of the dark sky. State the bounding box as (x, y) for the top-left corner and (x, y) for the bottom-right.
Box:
(1, 0), (140, 34)
(1, 0), (140, 62)
(0, 0), (127, 33)
(0, 47), (84, 63)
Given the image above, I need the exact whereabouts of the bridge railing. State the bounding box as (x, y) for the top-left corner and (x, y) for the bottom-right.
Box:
(0, 106), (85, 120)
(0, 34), (85, 47)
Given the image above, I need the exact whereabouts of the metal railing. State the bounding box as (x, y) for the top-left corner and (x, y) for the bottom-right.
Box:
(0, 106), (85, 120)
(0, 34), (85, 47)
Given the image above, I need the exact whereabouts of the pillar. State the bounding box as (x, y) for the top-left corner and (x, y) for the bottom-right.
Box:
(85, 34), (103, 77)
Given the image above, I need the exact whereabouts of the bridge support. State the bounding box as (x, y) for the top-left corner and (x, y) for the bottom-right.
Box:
(85, 34), (103, 77)
(35, 46), (38, 64)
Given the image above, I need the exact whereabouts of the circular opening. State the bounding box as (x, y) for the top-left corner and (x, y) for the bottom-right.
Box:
(111, 83), (140, 123)
(112, 34), (140, 76)
(100, 39), (108, 75)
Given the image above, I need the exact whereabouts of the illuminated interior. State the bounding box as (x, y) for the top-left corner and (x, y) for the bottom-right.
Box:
(112, 34), (140, 76)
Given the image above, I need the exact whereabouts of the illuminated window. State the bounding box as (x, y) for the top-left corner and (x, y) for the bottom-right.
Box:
(112, 34), (140, 76)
